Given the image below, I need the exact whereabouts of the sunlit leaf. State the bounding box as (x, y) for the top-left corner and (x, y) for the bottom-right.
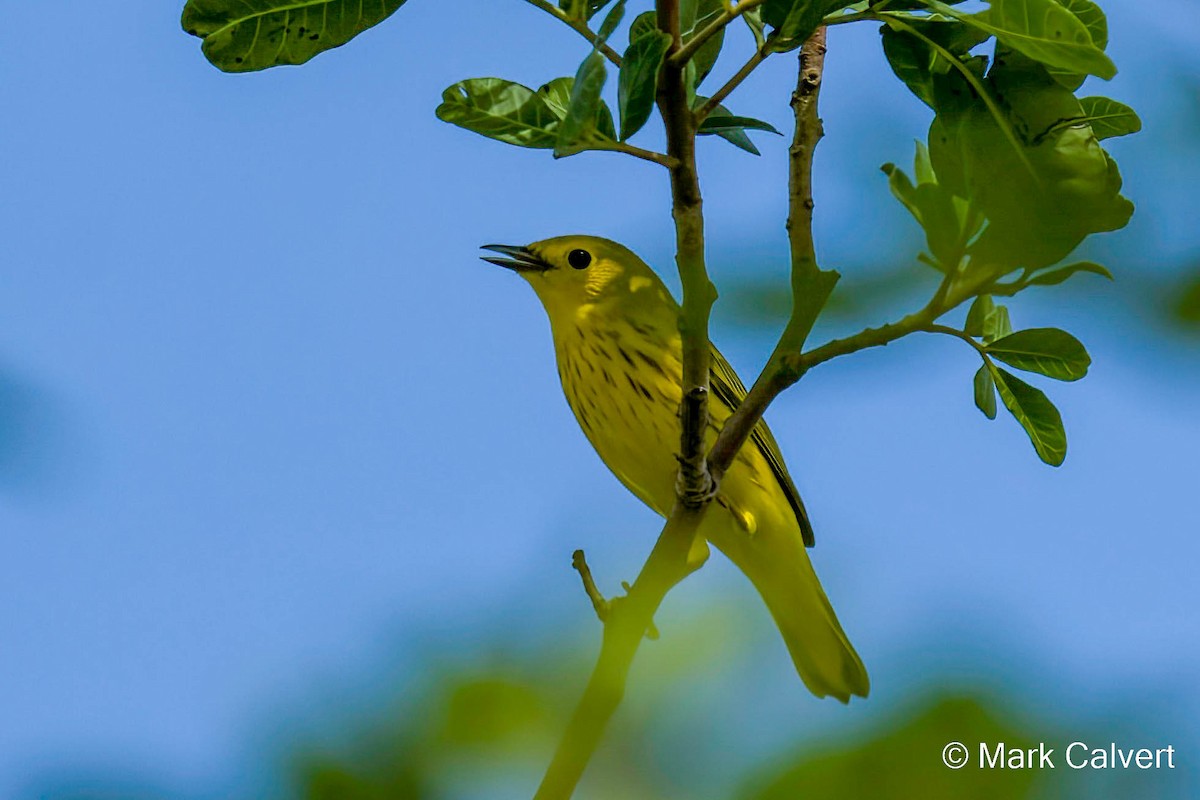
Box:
(990, 364), (1067, 465)
(986, 328), (1091, 380)
(974, 364), (998, 419)
(1044, 0), (1108, 88)
(983, 304), (1012, 343)
(931, 0), (1115, 79)
(181, 0), (408, 72)
(436, 79), (561, 149)
(1075, 96), (1142, 140)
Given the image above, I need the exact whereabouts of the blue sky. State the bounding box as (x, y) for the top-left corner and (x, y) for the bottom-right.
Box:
(2, 1), (1198, 797)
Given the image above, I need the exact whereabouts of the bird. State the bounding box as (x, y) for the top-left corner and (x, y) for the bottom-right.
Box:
(481, 235), (869, 702)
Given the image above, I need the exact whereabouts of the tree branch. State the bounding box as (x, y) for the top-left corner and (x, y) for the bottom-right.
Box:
(709, 28), (837, 477)
(533, 3), (720, 797)
(534, 507), (705, 800)
(521, 0), (624, 66)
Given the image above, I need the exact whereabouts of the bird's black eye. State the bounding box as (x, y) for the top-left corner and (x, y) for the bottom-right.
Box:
(567, 248), (592, 270)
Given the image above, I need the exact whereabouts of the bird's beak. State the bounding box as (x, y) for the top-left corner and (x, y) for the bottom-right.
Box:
(480, 244), (552, 273)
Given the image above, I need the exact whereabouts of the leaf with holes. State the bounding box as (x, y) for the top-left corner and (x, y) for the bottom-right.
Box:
(1044, 0), (1108, 88)
(986, 328), (1091, 381)
(181, 0), (408, 72)
(990, 364), (1067, 465)
(437, 79), (561, 149)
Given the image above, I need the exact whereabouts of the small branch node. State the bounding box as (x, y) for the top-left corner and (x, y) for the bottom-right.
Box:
(571, 549), (610, 624)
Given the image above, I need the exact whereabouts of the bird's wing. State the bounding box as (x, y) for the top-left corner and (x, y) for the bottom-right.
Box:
(709, 345), (816, 547)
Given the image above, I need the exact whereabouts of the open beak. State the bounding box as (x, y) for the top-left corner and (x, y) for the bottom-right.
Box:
(480, 244), (552, 274)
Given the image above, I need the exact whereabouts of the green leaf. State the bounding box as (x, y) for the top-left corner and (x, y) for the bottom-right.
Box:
(1026, 260), (1113, 286)
(594, 0), (626, 45)
(537, 78), (575, 118)
(880, 163), (962, 269)
(764, 0), (854, 52)
(1044, 0), (1108, 88)
(436, 79), (561, 149)
(684, 0), (727, 85)
(985, 328), (1091, 381)
(561, 0), (612, 21)
(931, 0), (1116, 79)
(181, 0), (409, 72)
(619, 31), (672, 140)
(974, 364), (998, 419)
(934, 49), (1135, 271)
(697, 116), (782, 135)
(914, 141), (937, 185)
(989, 364), (1067, 465)
(555, 53), (613, 158)
(696, 105), (782, 155)
(882, 163), (921, 221)
(965, 295), (995, 337)
(983, 304), (1012, 343)
(914, 183), (963, 268)
(1057, 0), (1108, 48)
(1075, 96), (1142, 140)
(881, 19), (990, 108)
(629, 10), (658, 43)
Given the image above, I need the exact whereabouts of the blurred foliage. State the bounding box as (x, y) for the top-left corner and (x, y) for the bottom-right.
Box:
(24, 609), (1192, 800)
(743, 695), (1042, 800)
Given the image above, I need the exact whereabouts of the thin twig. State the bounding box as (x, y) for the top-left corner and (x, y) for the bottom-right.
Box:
(695, 46), (769, 124)
(606, 141), (680, 169)
(710, 28), (837, 475)
(521, 0), (623, 66)
(571, 550), (610, 622)
(922, 323), (988, 355)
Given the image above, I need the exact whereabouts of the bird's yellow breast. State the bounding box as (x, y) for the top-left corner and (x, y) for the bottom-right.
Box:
(551, 304), (792, 536)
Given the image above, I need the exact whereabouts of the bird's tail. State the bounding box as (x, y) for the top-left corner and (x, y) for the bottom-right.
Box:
(705, 515), (869, 703)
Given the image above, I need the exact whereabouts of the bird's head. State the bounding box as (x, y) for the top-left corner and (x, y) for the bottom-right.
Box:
(481, 235), (674, 323)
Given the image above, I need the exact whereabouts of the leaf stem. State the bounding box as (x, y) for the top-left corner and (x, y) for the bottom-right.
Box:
(922, 323), (988, 355)
(604, 140), (680, 168)
(521, 0), (624, 66)
(668, 0), (767, 67)
(694, 46), (769, 124)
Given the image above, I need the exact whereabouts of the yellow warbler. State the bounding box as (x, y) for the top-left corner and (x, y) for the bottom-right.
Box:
(482, 235), (868, 702)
